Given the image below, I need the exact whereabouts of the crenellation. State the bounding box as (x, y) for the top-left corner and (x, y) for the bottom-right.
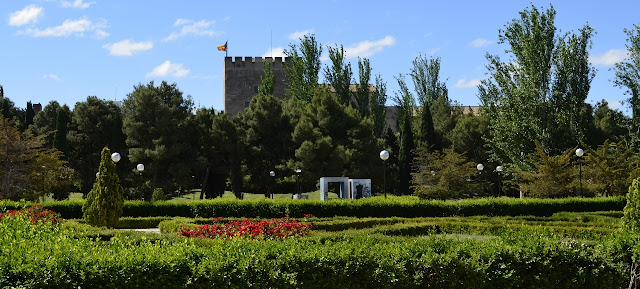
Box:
(223, 56), (291, 116)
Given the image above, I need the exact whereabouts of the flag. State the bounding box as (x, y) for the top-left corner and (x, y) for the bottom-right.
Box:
(217, 42), (227, 51)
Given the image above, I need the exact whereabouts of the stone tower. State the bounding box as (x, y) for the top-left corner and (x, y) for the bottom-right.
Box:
(223, 56), (289, 116)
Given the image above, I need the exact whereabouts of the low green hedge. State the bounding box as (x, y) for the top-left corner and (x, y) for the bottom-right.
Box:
(0, 216), (633, 289)
(0, 196), (627, 219)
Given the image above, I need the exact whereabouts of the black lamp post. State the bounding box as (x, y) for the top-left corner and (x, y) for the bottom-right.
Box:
(576, 148), (584, 196)
(380, 150), (389, 198)
(295, 168), (301, 198)
(269, 170), (275, 199)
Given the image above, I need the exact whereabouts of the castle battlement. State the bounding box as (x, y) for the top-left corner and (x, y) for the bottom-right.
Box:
(225, 56), (290, 70)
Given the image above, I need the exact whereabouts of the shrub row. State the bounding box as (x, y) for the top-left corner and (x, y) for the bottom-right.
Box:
(0, 196), (627, 219)
(0, 216), (633, 289)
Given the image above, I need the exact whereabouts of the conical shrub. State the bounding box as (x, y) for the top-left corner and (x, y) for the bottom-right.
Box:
(82, 147), (124, 227)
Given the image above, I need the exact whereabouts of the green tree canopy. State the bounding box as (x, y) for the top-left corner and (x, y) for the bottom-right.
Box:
(123, 81), (194, 198)
(284, 34), (322, 102)
(479, 4), (595, 168)
(68, 96), (126, 194)
(614, 24), (640, 145)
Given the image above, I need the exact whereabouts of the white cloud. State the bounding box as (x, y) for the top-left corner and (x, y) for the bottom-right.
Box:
(288, 29), (314, 40)
(9, 5), (43, 26)
(94, 29), (109, 39)
(147, 61), (190, 78)
(591, 49), (628, 66)
(262, 47), (287, 58)
(61, 0), (94, 9)
(343, 35), (396, 59)
(163, 19), (219, 41)
(42, 73), (62, 81)
(470, 38), (490, 48)
(103, 40), (153, 56)
(608, 100), (623, 110)
(455, 78), (482, 88)
(427, 47), (441, 56)
(20, 17), (106, 37)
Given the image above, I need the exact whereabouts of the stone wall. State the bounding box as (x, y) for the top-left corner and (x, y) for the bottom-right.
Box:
(223, 56), (289, 116)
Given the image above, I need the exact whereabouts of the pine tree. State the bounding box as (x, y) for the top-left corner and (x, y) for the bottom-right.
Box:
(82, 147), (124, 227)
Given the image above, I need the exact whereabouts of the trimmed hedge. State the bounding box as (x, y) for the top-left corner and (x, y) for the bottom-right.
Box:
(0, 196), (627, 219)
(0, 216), (632, 289)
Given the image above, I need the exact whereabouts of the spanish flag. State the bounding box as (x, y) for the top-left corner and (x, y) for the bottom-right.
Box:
(217, 42), (227, 51)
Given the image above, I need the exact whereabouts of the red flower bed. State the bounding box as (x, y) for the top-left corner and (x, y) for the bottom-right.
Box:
(178, 217), (314, 240)
(0, 205), (60, 224)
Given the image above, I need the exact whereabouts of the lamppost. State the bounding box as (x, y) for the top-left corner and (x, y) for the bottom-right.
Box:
(576, 148), (584, 197)
(477, 163), (484, 179)
(380, 150), (389, 198)
(111, 152), (121, 163)
(136, 163), (144, 200)
(295, 168), (302, 198)
(269, 170), (275, 199)
(496, 165), (503, 196)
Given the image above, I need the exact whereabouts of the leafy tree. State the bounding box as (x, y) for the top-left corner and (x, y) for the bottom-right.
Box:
(82, 147), (124, 227)
(292, 88), (352, 183)
(614, 24), (640, 145)
(410, 55), (448, 105)
(450, 113), (490, 163)
(258, 60), (275, 96)
(592, 100), (629, 145)
(68, 96), (126, 195)
(52, 108), (71, 158)
(239, 93), (293, 195)
(33, 101), (69, 148)
(583, 140), (640, 196)
(284, 34), (322, 102)
(0, 116), (71, 200)
(412, 147), (479, 199)
(512, 143), (575, 198)
(623, 177), (640, 232)
(431, 94), (461, 149)
(410, 55), (442, 150)
(211, 113), (244, 199)
(370, 74), (387, 138)
(394, 75), (415, 195)
(122, 81), (194, 198)
(291, 88), (382, 189)
(24, 101), (35, 129)
(0, 88), (22, 123)
(355, 58), (372, 117)
(324, 44), (352, 105)
(479, 4), (595, 168)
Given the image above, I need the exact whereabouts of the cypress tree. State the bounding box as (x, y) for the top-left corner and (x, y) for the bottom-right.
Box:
(82, 147), (124, 227)
(52, 108), (70, 158)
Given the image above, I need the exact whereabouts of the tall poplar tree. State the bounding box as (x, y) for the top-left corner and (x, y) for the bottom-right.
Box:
(324, 44), (352, 105)
(479, 4), (595, 168)
(614, 24), (640, 146)
(394, 75), (415, 195)
(284, 34), (322, 102)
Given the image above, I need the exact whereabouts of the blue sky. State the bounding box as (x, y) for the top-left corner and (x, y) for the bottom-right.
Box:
(2, 0), (638, 113)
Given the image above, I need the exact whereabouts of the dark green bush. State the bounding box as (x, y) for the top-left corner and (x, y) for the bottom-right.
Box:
(1, 196), (627, 219)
